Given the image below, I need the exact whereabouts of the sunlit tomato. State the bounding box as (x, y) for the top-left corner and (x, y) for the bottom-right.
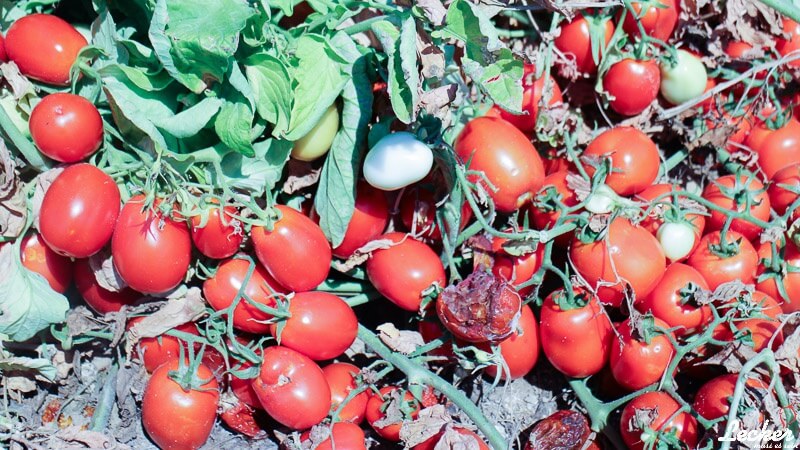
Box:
(418, 319), (455, 359)
(365, 387), (424, 441)
(366, 232), (446, 311)
(638, 263), (711, 335)
(74, 258), (140, 314)
(726, 41), (755, 59)
(693, 374), (769, 420)
(777, 18), (800, 68)
(610, 318), (674, 391)
(5, 14), (87, 85)
(252, 346), (330, 430)
(702, 174), (770, 241)
(529, 170), (579, 246)
(714, 295), (783, 353)
(481, 304), (539, 380)
(322, 362), (369, 424)
(659, 50), (708, 105)
(583, 127), (660, 196)
(364, 132), (434, 191)
(603, 59), (660, 116)
(252, 205), (332, 292)
(757, 240), (800, 314)
(635, 183), (705, 252)
(0, 34), (6, 62)
(333, 181), (388, 258)
(554, 14), (615, 75)
(620, 392), (698, 450)
(20, 233), (72, 293)
(455, 116), (545, 212)
(230, 361), (262, 410)
(399, 185), (472, 241)
(495, 68), (563, 133)
(142, 359), (219, 450)
(112, 195), (191, 294)
(620, 0), (679, 41)
(29, 94), (103, 163)
(39, 164), (120, 258)
(539, 288), (613, 378)
(128, 318), (199, 372)
(752, 118), (800, 179)
(569, 217), (666, 307)
(291, 104), (339, 162)
(492, 243), (544, 296)
(298, 422), (366, 450)
(203, 258), (287, 334)
(190, 201), (243, 259)
(768, 163), (800, 215)
(414, 427), (490, 450)
(687, 230), (757, 290)
(272, 291), (357, 360)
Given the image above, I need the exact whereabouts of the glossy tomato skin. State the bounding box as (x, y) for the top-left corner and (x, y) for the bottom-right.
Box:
(298, 422), (366, 450)
(482, 304), (539, 380)
(539, 289), (613, 378)
(777, 18), (800, 68)
(583, 127), (660, 196)
(753, 118), (800, 179)
(454, 116), (545, 213)
(492, 243), (544, 297)
(20, 233), (72, 293)
(252, 205), (331, 292)
(638, 263), (711, 336)
(554, 14), (614, 75)
(190, 202), (243, 259)
(768, 163), (800, 215)
(0, 34), (6, 62)
(128, 318), (199, 373)
(610, 318), (674, 391)
(620, 0), (679, 41)
(715, 292), (783, 352)
(5, 14), (87, 85)
(703, 175), (770, 241)
(693, 374), (769, 420)
(414, 427), (489, 450)
(687, 230), (757, 290)
(112, 195), (191, 294)
(74, 258), (140, 314)
(496, 69), (563, 133)
(620, 391), (698, 450)
(333, 181), (388, 258)
(271, 291), (357, 361)
(142, 359), (219, 450)
(635, 183), (706, 240)
(322, 362), (369, 424)
(252, 346), (330, 430)
(203, 258), (288, 334)
(570, 217), (666, 307)
(29, 94), (103, 163)
(757, 240), (800, 314)
(366, 232), (446, 311)
(603, 59), (661, 116)
(40, 164), (120, 258)
(365, 387), (422, 441)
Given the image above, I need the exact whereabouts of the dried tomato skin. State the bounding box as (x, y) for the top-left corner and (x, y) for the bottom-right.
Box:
(525, 410), (598, 450)
(436, 271), (522, 343)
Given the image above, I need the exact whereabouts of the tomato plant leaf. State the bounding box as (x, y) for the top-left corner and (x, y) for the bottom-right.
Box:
(245, 54), (292, 135)
(219, 138), (293, 194)
(462, 49), (524, 114)
(157, 97), (223, 139)
(0, 244), (69, 342)
(0, 355), (58, 382)
(372, 16), (419, 124)
(215, 101), (255, 157)
(435, 0), (502, 65)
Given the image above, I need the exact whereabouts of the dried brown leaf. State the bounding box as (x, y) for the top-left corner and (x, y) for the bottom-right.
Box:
(400, 404), (452, 446)
(52, 427), (131, 450)
(377, 322), (425, 355)
(88, 248), (128, 292)
(434, 427), (483, 450)
(0, 141), (26, 239)
(420, 85), (458, 128)
(331, 237), (396, 272)
(125, 287), (205, 355)
(0, 63), (35, 100)
(282, 159), (321, 194)
(31, 167), (64, 231)
(417, 0), (447, 26)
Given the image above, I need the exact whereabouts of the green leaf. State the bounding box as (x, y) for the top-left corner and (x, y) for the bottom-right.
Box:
(462, 48), (523, 113)
(215, 101), (255, 157)
(0, 244), (68, 342)
(314, 33), (373, 247)
(0, 356), (58, 382)
(245, 54), (292, 135)
(436, 0), (501, 65)
(219, 138), (293, 194)
(372, 17), (419, 124)
(99, 64), (173, 92)
(158, 97), (223, 138)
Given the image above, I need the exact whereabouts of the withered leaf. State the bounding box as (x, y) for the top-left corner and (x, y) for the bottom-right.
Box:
(88, 248), (128, 292)
(400, 405), (452, 446)
(125, 287), (205, 355)
(0, 141), (26, 239)
(31, 167), (64, 230)
(377, 322), (425, 355)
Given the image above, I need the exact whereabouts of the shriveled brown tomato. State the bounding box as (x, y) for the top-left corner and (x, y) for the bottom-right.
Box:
(74, 258), (140, 314)
(609, 317), (674, 391)
(637, 263), (711, 336)
(620, 391), (698, 450)
(481, 303), (539, 380)
(702, 174), (770, 241)
(554, 14), (614, 75)
(583, 127), (660, 196)
(603, 58), (661, 116)
(322, 362), (368, 424)
(332, 181), (388, 258)
(252, 205), (331, 292)
(687, 230), (757, 290)
(414, 427), (489, 450)
(619, 0), (679, 41)
(20, 233), (72, 293)
(190, 200), (243, 259)
(525, 410), (598, 450)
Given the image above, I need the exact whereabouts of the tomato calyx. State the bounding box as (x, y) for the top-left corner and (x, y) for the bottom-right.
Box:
(707, 232), (744, 259)
(552, 288), (591, 311)
(628, 312), (665, 345)
(167, 353), (217, 393)
(677, 282), (706, 308)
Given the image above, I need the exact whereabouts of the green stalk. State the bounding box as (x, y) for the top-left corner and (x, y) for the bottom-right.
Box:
(0, 106), (52, 172)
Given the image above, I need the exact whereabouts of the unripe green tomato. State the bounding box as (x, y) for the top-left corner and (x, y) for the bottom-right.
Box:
(659, 50), (708, 105)
(291, 103), (339, 162)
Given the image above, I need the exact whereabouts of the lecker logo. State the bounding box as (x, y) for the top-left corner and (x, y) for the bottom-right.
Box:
(718, 420), (795, 448)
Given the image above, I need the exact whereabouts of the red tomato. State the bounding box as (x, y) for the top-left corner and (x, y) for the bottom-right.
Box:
(252, 205), (332, 292)
(702, 174), (770, 241)
(190, 201), (243, 259)
(128, 318), (199, 373)
(725, 41), (755, 58)
(231, 367), (261, 410)
(768, 163), (800, 215)
(454, 116), (545, 213)
(715, 291), (783, 352)
(693, 374), (769, 420)
(495, 69), (563, 133)
(252, 346), (330, 430)
(142, 359), (219, 450)
(603, 59), (661, 116)
(610, 317), (674, 391)
(414, 427), (490, 450)
(638, 263), (711, 336)
(569, 217), (666, 307)
(366, 232), (446, 311)
(492, 243), (544, 296)
(583, 127), (660, 196)
(298, 422), (366, 450)
(365, 387), (423, 441)
(203, 258), (287, 334)
(271, 291), (357, 361)
(418, 319), (455, 359)
(635, 183), (706, 240)
(39, 164), (120, 258)
(5, 14), (87, 85)
(554, 14), (615, 75)
(112, 195), (191, 294)
(20, 233), (72, 293)
(322, 362), (368, 424)
(620, 391), (698, 450)
(0, 34), (6, 62)
(687, 230), (757, 290)
(481, 304), (539, 380)
(73, 258), (140, 314)
(620, 0), (679, 41)
(752, 118), (800, 179)
(539, 288), (613, 378)
(757, 240), (800, 314)
(29, 94), (103, 163)
(529, 170), (579, 246)
(777, 18), (800, 68)
(332, 181), (388, 258)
